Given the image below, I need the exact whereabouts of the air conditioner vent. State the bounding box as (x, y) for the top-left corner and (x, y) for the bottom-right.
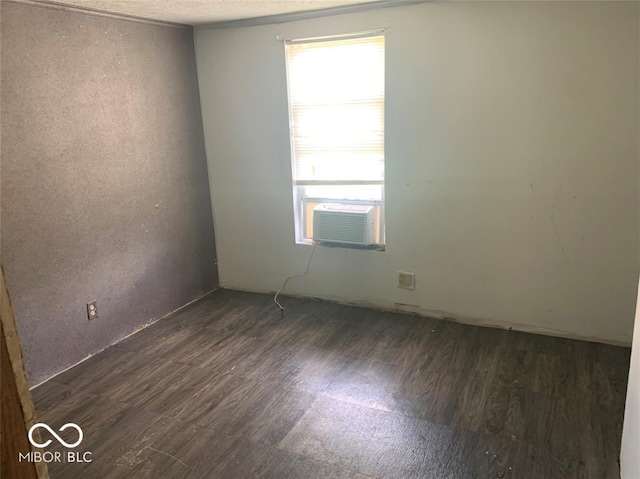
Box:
(313, 204), (375, 246)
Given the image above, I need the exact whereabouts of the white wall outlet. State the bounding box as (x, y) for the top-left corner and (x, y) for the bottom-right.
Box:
(87, 301), (98, 320)
(398, 271), (415, 290)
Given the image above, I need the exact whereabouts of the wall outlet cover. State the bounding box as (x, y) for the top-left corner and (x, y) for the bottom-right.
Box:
(87, 301), (98, 320)
(398, 271), (415, 290)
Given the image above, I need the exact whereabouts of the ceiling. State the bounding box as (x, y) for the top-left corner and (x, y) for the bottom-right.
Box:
(44, 0), (401, 26)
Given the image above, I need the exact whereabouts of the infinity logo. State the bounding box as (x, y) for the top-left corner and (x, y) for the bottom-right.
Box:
(28, 423), (83, 449)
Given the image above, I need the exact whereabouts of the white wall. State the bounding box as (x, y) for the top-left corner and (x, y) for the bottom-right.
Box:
(195, 1), (640, 344)
(622, 280), (640, 477)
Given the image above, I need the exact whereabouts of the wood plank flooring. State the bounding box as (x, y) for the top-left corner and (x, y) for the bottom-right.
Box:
(31, 289), (630, 478)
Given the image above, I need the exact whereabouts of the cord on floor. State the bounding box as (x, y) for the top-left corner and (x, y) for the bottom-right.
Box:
(273, 242), (318, 315)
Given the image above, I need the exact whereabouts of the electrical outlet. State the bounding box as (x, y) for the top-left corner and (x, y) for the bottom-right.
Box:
(87, 301), (98, 320)
(398, 271), (415, 290)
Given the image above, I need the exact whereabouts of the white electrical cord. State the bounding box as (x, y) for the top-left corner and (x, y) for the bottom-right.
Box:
(274, 242), (318, 312)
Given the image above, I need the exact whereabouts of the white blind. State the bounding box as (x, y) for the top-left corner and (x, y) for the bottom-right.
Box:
(285, 35), (385, 183)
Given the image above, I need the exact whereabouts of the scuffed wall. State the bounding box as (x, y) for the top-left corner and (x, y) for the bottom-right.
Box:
(195, 1), (639, 344)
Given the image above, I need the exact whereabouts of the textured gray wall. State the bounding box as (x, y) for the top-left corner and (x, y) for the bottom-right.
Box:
(1, 2), (218, 385)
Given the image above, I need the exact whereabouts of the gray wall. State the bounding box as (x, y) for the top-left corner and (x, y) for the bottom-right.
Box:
(1, 2), (218, 385)
(620, 8), (640, 476)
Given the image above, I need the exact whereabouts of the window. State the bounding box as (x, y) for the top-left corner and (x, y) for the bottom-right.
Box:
(285, 33), (385, 246)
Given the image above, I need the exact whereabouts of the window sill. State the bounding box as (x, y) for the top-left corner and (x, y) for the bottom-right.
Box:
(298, 240), (385, 252)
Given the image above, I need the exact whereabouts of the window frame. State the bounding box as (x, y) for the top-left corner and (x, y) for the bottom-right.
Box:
(284, 32), (386, 247)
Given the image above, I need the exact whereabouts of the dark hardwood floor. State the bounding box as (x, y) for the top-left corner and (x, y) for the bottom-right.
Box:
(32, 289), (630, 478)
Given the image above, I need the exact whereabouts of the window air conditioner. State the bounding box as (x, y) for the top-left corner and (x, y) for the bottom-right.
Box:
(313, 204), (375, 246)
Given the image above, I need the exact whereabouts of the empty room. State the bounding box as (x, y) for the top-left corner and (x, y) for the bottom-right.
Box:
(1, 0), (639, 478)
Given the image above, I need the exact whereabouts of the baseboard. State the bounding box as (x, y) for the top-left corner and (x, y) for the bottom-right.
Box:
(220, 284), (632, 348)
(29, 287), (219, 390)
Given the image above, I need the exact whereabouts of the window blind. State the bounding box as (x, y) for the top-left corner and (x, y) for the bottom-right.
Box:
(285, 35), (385, 183)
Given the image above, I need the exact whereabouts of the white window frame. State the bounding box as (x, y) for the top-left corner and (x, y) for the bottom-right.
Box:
(284, 32), (386, 247)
